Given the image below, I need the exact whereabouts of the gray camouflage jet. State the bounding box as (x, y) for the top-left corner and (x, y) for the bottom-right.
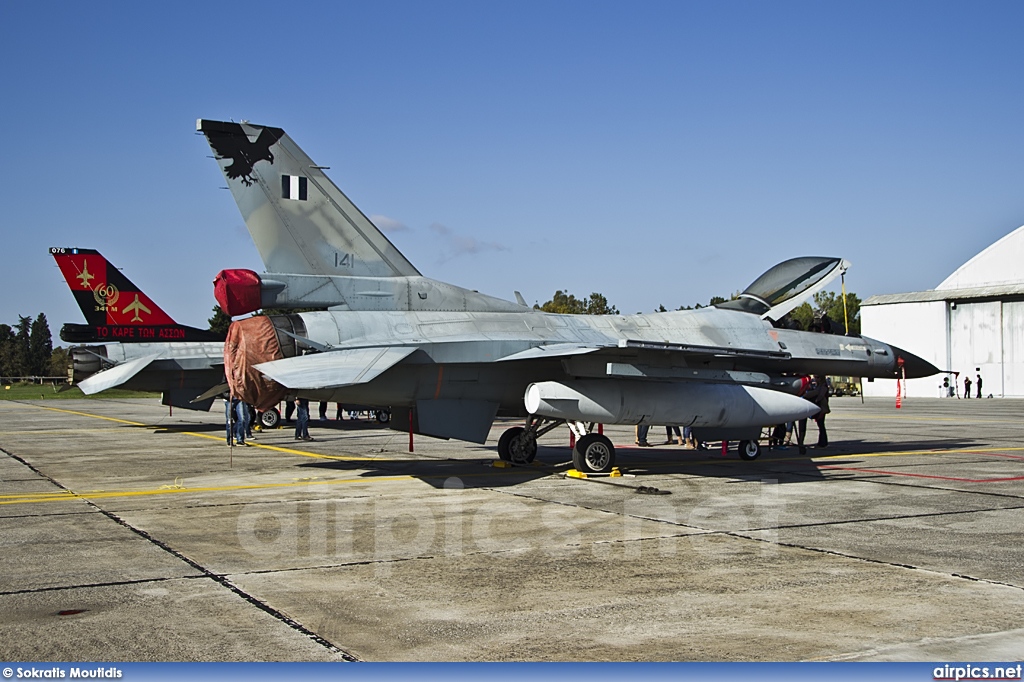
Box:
(201, 119), (939, 473)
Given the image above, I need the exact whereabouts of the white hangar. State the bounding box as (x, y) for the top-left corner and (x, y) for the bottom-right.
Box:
(861, 225), (1024, 398)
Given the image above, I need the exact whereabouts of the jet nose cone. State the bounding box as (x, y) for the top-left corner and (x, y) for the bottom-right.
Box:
(890, 345), (940, 379)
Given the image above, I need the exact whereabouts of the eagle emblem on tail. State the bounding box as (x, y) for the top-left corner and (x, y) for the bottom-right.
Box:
(204, 122), (285, 186)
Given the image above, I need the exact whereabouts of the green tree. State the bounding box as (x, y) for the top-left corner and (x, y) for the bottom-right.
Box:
(536, 290), (619, 315)
(208, 306), (233, 335)
(813, 290), (861, 335)
(683, 294), (736, 310)
(13, 316), (31, 376)
(0, 324), (13, 377)
(49, 346), (70, 380)
(29, 313), (52, 376)
(787, 291), (861, 334)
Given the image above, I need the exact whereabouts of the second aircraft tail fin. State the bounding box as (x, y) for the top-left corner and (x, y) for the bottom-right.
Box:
(51, 247), (223, 343)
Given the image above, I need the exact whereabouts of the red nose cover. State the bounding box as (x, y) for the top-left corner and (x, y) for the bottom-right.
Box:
(214, 269), (263, 317)
(224, 316), (289, 411)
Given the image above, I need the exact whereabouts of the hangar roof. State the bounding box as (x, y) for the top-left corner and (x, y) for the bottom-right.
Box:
(864, 283), (1024, 306)
(936, 224), (1024, 290)
(865, 223), (1024, 306)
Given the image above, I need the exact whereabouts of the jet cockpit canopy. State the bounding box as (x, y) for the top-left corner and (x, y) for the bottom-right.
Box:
(716, 256), (850, 321)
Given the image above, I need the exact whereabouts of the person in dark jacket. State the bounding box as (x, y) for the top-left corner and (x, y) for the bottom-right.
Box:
(806, 374), (830, 448)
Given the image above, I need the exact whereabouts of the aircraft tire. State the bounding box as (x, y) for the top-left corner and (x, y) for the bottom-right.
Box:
(511, 431), (538, 463)
(260, 408), (281, 429)
(498, 426), (537, 463)
(572, 433), (615, 474)
(738, 439), (761, 460)
(375, 409), (391, 424)
(497, 427), (522, 461)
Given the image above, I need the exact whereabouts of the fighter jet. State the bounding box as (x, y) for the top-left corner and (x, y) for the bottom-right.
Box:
(51, 247), (225, 411)
(202, 120), (939, 473)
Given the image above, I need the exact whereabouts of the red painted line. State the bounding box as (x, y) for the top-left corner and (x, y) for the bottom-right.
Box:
(820, 464), (1024, 483)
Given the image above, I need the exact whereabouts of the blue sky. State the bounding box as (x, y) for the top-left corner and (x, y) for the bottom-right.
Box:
(3, 1), (1024, 334)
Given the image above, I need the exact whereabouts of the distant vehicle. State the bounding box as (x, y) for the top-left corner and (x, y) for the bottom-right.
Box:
(200, 120), (939, 473)
(828, 377), (861, 397)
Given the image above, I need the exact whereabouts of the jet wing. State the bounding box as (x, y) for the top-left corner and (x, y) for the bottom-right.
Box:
(77, 353), (164, 395)
(254, 346), (417, 389)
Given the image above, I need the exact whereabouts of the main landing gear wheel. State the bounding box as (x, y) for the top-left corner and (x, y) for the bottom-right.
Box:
(374, 409), (391, 424)
(572, 433), (616, 474)
(259, 408), (281, 429)
(737, 439), (761, 460)
(497, 426), (538, 464)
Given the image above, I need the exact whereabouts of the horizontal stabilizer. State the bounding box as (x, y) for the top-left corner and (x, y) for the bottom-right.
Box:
(192, 382), (230, 403)
(254, 346), (416, 389)
(77, 353), (163, 395)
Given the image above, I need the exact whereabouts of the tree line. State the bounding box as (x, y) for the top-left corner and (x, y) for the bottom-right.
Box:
(0, 313), (66, 378)
(540, 289), (861, 334)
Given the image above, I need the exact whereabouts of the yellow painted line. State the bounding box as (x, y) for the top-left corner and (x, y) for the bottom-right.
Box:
(0, 490), (77, 499)
(0, 474), (417, 506)
(182, 430), (380, 461)
(0, 403), (551, 507)
(0, 462), (561, 503)
(0, 462), (552, 503)
(24, 404), (148, 426)
(0, 428), (130, 435)
(8, 403), (381, 462)
(0, 465), (549, 507)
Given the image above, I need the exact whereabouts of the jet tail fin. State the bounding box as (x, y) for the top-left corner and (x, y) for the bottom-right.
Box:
(198, 119), (420, 279)
(50, 247), (223, 343)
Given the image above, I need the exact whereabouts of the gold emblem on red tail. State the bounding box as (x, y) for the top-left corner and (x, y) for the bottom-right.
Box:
(93, 283), (119, 310)
(123, 295), (151, 322)
(76, 262), (95, 289)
